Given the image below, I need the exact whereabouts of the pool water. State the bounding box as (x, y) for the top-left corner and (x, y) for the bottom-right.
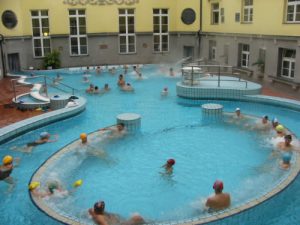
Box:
(1, 64), (300, 225)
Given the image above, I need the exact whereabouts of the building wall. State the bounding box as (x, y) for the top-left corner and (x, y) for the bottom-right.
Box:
(0, 0), (200, 72)
(201, 0), (300, 86)
(202, 0), (300, 37)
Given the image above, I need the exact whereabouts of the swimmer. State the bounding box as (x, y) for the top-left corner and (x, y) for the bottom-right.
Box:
(55, 73), (63, 81)
(252, 115), (272, 131)
(161, 87), (168, 96)
(118, 74), (126, 87)
(280, 152), (292, 170)
(275, 124), (286, 138)
(89, 200), (145, 225)
(11, 132), (58, 153)
(272, 118), (279, 129)
(94, 86), (100, 94)
(0, 155), (18, 191)
(205, 180), (231, 211)
(96, 66), (102, 75)
(137, 72), (143, 80)
(121, 83), (134, 92)
(161, 158), (175, 175)
(103, 83), (110, 92)
(100, 123), (126, 139)
(78, 133), (106, 158)
(169, 67), (175, 76)
(86, 84), (95, 94)
(277, 134), (294, 151)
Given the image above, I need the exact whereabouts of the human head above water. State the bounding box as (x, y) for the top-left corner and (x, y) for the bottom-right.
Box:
(2, 155), (13, 165)
(276, 125), (285, 133)
(213, 180), (224, 193)
(80, 133), (87, 143)
(94, 201), (105, 214)
(40, 132), (50, 139)
(284, 134), (292, 142)
(167, 158), (175, 166)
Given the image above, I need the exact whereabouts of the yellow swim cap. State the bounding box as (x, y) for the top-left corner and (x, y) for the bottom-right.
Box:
(2, 155), (13, 165)
(73, 179), (83, 187)
(276, 125), (285, 132)
(80, 133), (87, 140)
(29, 181), (40, 191)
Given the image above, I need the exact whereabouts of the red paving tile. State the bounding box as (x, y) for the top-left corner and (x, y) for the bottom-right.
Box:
(0, 75), (299, 129)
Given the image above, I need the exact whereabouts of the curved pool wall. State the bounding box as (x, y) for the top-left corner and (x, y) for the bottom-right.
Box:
(28, 114), (300, 225)
(0, 96), (86, 144)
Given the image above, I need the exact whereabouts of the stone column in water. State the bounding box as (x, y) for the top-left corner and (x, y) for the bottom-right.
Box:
(116, 113), (141, 133)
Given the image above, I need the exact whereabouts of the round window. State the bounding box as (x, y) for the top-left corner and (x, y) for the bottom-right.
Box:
(181, 8), (196, 25)
(2, 10), (18, 29)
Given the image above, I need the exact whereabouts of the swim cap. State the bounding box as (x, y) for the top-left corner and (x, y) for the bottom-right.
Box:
(2, 155), (13, 165)
(282, 153), (292, 164)
(94, 201), (105, 214)
(167, 159), (175, 165)
(29, 181), (40, 191)
(80, 133), (87, 140)
(272, 118), (278, 123)
(40, 132), (49, 138)
(73, 179), (83, 187)
(235, 108), (240, 111)
(213, 180), (224, 191)
(276, 125), (285, 132)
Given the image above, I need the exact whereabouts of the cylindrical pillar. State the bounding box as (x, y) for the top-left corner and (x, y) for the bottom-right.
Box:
(201, 103), (223, 124)
(116, 113), (141, 132)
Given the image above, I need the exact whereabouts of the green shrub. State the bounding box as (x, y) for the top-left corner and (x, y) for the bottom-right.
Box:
(43, 50), (61, 69)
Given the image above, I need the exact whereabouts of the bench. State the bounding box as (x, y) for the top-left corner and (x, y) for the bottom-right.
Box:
(233, 67), (253, 77)
(269, 75), (300, 90)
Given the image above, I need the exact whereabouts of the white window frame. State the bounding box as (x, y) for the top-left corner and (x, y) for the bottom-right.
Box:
(31, 10), (51, 58)
(281, 49), (295, 79)
(241, 44), (250, 68)
(119, 9), (136, 54)
(243, 0), (253, 23)
(69, 9), (88, 56)
(211, 3), (219, 24)
(153, 9), (169, 53)
(286, 0), (300, 23)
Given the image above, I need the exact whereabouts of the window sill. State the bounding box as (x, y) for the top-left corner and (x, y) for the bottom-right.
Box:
(70, 54), (89, 57)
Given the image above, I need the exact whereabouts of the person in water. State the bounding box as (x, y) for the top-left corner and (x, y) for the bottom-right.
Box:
(11, 132), (58, 153)
(275, 124), (286, 138)
(280, 152), (292, 170)
(0, 155), (18, 191)
(100, 123), (126, 139)
(162, 158), (175, 174)
(205, 180), (231, 211)
(89, 200), (145, 225)
(277, 134), (295, 151)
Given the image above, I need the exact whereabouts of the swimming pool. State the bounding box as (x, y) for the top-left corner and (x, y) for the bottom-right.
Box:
(1, 65), (300, 225)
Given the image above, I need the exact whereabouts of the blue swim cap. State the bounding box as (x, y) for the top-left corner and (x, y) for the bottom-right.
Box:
(40, 132), (49, 138)
(282, 153), (292, 164)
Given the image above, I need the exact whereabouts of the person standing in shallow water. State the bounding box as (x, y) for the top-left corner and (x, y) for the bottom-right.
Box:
(206, 180), (231, 211)
(161, 158), (175, 175)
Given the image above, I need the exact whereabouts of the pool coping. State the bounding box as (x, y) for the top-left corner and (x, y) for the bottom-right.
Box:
(0, 96), (87, 144)
(29, 116), (300, 225)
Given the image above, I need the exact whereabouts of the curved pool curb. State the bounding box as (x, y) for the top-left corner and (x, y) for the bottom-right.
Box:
(0, 96), (86, 144)
(29, 118), (300, 225)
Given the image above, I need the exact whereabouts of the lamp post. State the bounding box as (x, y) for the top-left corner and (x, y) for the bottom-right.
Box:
(0, 34), (7, 78)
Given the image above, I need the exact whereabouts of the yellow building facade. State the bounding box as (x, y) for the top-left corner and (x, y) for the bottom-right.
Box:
(201, 0), (300, 85)
(0, 0), (200, 76)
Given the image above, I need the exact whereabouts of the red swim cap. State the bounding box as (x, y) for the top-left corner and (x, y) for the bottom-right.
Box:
(213, 180), (224, 191)
(167, 159), (175, 165)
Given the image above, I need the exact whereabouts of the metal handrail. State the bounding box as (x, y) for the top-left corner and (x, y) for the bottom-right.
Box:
(10, 75), (78, 102)
(181, 64), (248, 88)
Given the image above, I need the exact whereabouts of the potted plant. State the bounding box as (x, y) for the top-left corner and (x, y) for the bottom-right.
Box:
(252, 58), (265, 78)
(43, 50), (61, 69)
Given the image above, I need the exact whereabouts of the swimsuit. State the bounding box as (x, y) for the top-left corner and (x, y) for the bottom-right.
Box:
(0, 167), (13, 180)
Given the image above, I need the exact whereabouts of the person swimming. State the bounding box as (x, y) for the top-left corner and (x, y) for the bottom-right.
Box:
(205, 180), (231, 211)
(280, 152), (292, 170)
(161, 87), (168, 96)
(277, 134), (294, 151)
(162, 158), (175, 174)
(0, 155), (18, 191)
(275, 124), (286, 138)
